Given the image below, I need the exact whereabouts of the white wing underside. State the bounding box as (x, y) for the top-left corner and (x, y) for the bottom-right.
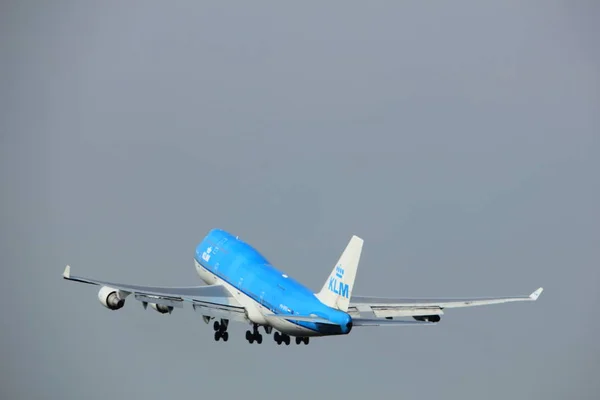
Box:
(348, 288), (544, 319)
(62, 265), (247, 321)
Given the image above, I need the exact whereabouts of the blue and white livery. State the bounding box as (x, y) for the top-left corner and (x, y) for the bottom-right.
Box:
(63, 228), (544, 345)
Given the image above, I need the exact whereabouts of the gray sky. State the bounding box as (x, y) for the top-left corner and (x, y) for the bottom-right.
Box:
(1, 1), (598, 399)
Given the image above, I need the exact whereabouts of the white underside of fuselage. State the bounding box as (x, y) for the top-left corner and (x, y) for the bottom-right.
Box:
(194, 260), (321, 337)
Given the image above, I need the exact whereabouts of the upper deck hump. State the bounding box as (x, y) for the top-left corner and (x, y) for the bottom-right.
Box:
(205, 228), (269, 263)
(202, 228), (318, 300)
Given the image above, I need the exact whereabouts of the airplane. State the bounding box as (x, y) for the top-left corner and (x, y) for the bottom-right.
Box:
(62, 228), (544, 345)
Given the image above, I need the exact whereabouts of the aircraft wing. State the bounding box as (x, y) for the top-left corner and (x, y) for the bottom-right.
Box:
(62, 265), (247, 321)
(348, 287), (544, 319)
(351, 318), (437, 326)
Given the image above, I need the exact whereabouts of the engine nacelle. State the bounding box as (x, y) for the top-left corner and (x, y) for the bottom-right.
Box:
(413, 315), (441, 322)
(98, 286), (126, 310)
(150, 303), (173, 314)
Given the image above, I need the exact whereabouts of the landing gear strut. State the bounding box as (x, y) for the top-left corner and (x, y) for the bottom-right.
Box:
(213, 318), (229, 342)
(246, 324), (263, 344)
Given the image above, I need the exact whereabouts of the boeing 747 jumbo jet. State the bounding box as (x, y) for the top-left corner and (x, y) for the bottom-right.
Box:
(63, 228), (544, 345)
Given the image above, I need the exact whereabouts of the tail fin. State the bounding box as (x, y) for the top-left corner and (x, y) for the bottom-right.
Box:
(315, 235), (363, 312)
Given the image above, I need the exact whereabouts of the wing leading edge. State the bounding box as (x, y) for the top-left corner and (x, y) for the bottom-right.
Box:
(62, 265), (246, 320)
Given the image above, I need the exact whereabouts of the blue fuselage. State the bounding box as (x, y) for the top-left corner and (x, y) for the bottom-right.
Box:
(194, 229), (352, 335)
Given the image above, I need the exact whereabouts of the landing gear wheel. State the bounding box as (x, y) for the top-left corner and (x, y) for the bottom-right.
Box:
(284, 334), (290, 345)
(303, 337), (309, 345)
(295, 337), (302, 345)
(213, 321), (220, 331)
(274, 331), (281, 345)
(222, 332), (229, 342)
(214, 331), (221, 341)
(243, 323), (262, 344)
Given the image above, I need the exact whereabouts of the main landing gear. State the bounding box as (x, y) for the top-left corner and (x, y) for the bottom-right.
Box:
(274, 331), (290, 345)
(213, 318), (229, 342)
(295, 336), (309, 345)
(273, 331), (308, 345)
(246, 324), (263, 344)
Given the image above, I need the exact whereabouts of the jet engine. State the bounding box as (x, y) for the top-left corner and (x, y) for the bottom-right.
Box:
(150, 303), (173, 314)
(413, 315), (441, 322)
(98, 286), (125, 310)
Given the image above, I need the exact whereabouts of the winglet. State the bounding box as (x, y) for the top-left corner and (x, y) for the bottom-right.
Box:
(529, 287), (543, 300)
(63, 265), (71, 279)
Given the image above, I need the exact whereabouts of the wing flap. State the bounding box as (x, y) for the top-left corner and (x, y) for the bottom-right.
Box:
(347, 305), (445, 318)
(350, 287), (543, 312)
(134, 294), (185, 309)
(192, 302), (247, 322)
